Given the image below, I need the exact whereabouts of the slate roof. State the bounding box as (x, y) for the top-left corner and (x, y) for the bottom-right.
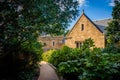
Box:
(93, 19), (112, 33)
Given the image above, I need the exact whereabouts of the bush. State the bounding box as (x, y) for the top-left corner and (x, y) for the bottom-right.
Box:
(17, 67), (39, 80)
(42, 50), (55, 62)
(16, 41), (42, 80)
(103, 44), (120, 53)
(49, 46), (81, 67)
(0, 41), (43, 80)
(48, 39), (120, 80)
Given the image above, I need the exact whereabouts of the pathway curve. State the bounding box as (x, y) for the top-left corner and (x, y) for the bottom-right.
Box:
(38, 61), (59, 80)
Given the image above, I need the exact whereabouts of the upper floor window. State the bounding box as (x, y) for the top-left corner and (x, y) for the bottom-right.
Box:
(81, 24), (84, 31)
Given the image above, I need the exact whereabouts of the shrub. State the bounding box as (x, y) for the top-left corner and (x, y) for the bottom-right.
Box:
(103, 44), (120, 53)
(42, 50), (55, 62)
(17, 68), (39, 80)
(16, 41), (42, 80)
(48, 39), (120, 80)
(49, 46), (82, 67)
(0, 41), (43, 80)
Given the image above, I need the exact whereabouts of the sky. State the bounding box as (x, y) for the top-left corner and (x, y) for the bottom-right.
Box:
(69, 0), (114, 29)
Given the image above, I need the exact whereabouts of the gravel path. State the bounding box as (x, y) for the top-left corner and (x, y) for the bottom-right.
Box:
(38, 61), (59, 80)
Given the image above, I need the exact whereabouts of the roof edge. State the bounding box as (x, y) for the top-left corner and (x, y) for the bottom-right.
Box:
(83, 13), (103, 33)
(66, 12), (103, 37)
(66, 12), (85, 37)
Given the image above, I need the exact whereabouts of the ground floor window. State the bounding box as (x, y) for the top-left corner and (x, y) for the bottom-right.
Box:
(52, 41), (55, 46)
(75, 41), (83, 48)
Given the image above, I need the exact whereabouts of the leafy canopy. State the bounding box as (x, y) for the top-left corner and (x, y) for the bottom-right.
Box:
(0, 0), (79, 59)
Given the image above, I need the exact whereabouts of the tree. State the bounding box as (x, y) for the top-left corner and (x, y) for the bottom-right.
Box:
(0, 0), (79, 79)
(106, 0), (120, 45)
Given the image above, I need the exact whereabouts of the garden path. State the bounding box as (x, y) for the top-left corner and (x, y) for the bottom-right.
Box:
(38, 61), (59, 80)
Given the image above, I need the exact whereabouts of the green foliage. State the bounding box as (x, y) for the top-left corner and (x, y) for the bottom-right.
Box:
(106, 0), (120, 45)
(82, 38), (95, 50)
(49, 46), (73, 67)
(112, 0), (120, 19)
(0, 0), (79, 79)
(0, 0), (79, 38)
(17, 68), (39, 80)
(15, 43), (42, 80)
(47, 39), (120, 80)
(102, 44), (120, 53)
(106, 20), (120, 44)
(42, 50), (55, 62)
(0, 41), (42, 79)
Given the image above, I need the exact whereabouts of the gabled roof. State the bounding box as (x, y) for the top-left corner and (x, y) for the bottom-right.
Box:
(66, 12), (112, 37)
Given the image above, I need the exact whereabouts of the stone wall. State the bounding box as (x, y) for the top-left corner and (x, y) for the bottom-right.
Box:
(38, 36), (64, 51)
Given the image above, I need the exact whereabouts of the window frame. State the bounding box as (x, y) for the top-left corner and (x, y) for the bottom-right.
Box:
(75, 41), (83, 48)
(52, 41), (55, 46)
(81, 24), (84, 31)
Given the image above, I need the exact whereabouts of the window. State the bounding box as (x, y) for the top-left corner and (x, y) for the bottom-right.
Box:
(76, 42), (79, 48)
(75, 41), (83, 48)
(81, 24), (84, 31)
(52, 41), (55, 46)
(62, 39), (65, 44)
(43, 43), (46, 46)
(79, 42), (82, 48)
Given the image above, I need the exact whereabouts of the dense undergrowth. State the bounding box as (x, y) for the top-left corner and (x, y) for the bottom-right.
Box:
(0, 41), (43, 80)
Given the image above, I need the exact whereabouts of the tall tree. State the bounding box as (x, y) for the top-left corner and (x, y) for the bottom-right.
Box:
(0, 0), (79, 79)
(0, 0), (79, 52)
(106, 0), (120, 45)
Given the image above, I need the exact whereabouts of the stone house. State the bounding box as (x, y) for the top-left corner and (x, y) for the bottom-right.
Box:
(38, 12), (111, 51)
(65, 12), (111, 48)
(38, 36), (65, 51)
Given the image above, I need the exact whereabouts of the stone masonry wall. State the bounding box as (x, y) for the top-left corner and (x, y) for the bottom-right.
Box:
(38, 36), (64, 51)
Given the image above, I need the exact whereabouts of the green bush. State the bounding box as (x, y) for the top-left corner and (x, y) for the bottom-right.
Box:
(48, 39), (120, 80)
(49, 46), (81, 67)
(16, 41), (42, 80)
(42, 50), (55, 62)
(103, 44), (120, 53)
(17, 68), (39, 80)
(0, 41), (43, 80)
